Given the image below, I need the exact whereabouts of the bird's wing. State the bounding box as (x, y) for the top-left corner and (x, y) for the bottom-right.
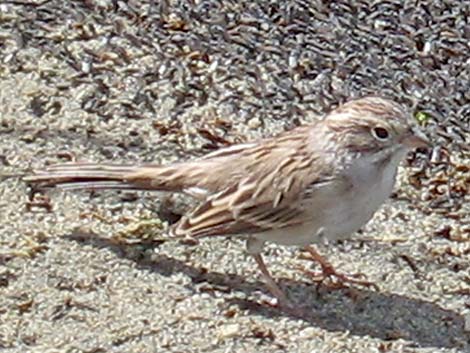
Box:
(171, 128), (336, 238)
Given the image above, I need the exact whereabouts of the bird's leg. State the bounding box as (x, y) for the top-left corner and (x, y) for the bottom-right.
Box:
(299, 245), (379, 290)
(246, 238), (299, 313)
(252, 253), (289, 305)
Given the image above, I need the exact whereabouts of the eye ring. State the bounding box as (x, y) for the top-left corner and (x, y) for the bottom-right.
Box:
(371, 127), (390, 140)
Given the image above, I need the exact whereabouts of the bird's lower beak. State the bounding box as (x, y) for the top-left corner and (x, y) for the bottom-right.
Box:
(402, 130), (431, 149)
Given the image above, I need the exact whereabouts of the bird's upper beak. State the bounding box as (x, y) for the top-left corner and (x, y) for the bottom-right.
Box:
(402, 129), (431, 149)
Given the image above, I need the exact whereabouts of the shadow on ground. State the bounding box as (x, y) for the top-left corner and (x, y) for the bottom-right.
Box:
(65, 230), (468, 350)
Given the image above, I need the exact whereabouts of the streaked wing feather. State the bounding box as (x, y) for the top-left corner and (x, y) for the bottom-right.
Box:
(172, 184), (307, 238)
(171, 130), (331, 238)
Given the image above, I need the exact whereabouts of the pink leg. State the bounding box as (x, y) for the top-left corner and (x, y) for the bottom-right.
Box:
(299, 246), (378, 290)
(253, 254), (288, 304)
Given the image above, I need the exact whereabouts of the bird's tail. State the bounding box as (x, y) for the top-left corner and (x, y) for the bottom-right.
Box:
(24, 162), (187, 192)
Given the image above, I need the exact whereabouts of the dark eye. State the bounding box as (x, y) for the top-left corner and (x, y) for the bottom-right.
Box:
(371, 127), (390, 140)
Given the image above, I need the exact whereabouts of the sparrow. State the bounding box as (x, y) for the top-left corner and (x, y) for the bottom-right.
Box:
(25, 96), (430, 310)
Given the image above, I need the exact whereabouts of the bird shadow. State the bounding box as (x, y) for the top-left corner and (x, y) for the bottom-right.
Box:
(65, 230), (468, 350)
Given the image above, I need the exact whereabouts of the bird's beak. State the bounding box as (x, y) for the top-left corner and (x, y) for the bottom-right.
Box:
(402, 129), (431, 149)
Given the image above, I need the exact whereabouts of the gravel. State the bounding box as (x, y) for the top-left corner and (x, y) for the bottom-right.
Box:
(0, 1), (468, 352)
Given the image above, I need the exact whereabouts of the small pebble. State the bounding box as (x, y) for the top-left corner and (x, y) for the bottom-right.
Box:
(247, 117), (262, 129)
(217, 324), (241, 340)
(465, 313), (470, 332)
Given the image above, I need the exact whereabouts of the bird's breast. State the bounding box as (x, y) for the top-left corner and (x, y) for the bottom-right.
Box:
(320, 157), (399, 241)
(252, 156), (401, 247)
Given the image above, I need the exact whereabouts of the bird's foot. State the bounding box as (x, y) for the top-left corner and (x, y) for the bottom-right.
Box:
(297, 263), (379, 291)
(257, 293), (303, 316)
(298, 246), (379, 291)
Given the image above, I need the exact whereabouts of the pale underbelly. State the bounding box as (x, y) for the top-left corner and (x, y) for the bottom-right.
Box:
(252, 186), (390, 247)
(251, 209), (375, 247)
(251, 155), (400, 247)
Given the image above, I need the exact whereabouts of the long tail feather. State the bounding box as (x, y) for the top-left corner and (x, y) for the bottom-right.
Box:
(24, 163), (161, 191)
(24, 162), (214, 200)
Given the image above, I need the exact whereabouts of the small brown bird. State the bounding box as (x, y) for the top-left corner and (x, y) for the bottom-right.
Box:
(25, 96), (429, 311)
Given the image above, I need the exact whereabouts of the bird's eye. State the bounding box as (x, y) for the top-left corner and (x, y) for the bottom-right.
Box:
(371, 127), (390, 140)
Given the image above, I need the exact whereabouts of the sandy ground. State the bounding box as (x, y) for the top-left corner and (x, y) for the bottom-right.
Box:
(0, 1), (469, 352)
